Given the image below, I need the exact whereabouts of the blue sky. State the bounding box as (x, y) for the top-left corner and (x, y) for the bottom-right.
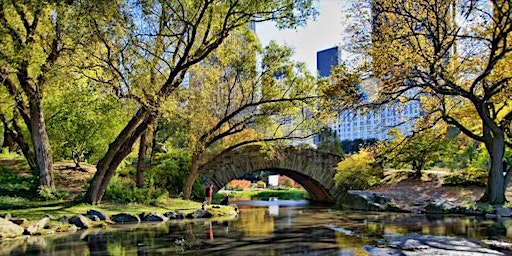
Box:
(256, 1), (345, 74)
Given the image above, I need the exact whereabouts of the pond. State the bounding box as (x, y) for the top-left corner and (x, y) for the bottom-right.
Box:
(2, 200), (512, 255)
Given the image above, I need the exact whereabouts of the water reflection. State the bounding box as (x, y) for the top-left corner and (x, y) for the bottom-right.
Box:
(2, 201), (512, 255)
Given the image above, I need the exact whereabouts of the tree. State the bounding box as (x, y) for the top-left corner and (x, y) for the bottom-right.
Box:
(45, 78), (131, 169)
(343, 0), (512, 204)
(317, 128), (344, 155)
(0, 1), (84, 190)
(83, 0), (318, 204)
(381, 128), (448, 178)
(171, 34), (328, 199)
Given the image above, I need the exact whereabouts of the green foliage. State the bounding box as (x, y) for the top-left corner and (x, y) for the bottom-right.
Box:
(0, 166), (38, 198)
(215, 189), (308, 201)
(103, 176), (168, 205)
(37, 186), (69, 201)
(46, 83), (130, 165)
(334, 149), (383, 192)
(149, 149), (203, 198)
(443, 167), (488, 187)
(317, 128), (344, 155)
(340, 138), (378, 155)
(381, 128), (448, 174)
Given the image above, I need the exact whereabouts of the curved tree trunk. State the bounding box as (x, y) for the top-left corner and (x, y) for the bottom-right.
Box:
(183, 153), (200, 200)
(85, 108), (153, 205)
(479, 132), (506, 204)
(29, 100), (54, 190)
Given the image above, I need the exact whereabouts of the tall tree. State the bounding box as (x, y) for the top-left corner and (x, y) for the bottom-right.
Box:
(343, 0), (512, 204)
(381, 128), (448, 178)
(0, 1), (79, 189)
(83, 0), (317, 204)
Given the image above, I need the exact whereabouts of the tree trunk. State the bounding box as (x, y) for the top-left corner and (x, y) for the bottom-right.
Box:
(136, 129), (148, 188)
(85, 108), (153, 205)
(29, 100), (54, 190)
(411, 160), (422, 179)
(1, 123), (16, 152)
(183, 153), (200, 200)
(479, 132), (506, 204)
(0, 114), (36, 169)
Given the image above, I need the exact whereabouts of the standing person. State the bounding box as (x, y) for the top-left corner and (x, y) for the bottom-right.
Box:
(205, 183), (213, 205)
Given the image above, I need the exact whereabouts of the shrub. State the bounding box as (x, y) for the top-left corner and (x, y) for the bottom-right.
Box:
(225, 179), (251, 191)
(103, 175), (168, 205)
(443, 166), (487, 186)
(279, 176), (295, 188)
(149, 149), (203, 199)
(0, 166), (38, 198)
(334, 149), (383, 192)
(256, 181), (266, 188)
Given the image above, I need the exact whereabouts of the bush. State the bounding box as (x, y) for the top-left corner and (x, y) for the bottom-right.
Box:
(278, 176), (295, 188)
(256, 181), (266, 188)
(0, 166), (38, 198)
(334, 149), (383, 192)
(225, 179), (251, 191)
(103, 176), (168, 205)
(443, 167), (487, 186)
(149, 149), (203, 199)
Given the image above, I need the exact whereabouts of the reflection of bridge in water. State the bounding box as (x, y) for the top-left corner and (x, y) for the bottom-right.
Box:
(200, 145), (343, 203)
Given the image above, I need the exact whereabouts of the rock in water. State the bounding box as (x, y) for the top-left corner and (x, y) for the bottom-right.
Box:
(25, 217), (50, 235)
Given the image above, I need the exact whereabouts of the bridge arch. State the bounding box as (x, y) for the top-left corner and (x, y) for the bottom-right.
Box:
(200, 145), (343, 203)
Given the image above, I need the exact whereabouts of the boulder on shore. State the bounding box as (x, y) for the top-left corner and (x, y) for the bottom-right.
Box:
(186, 209), (213, 219)
(69, 214), (93, 229)
(341, 190), (402, 212)
(0, 217), (24, 239)
(25, 217), (50, 235)
(111, 213), (140, 224)
(87, 209), (108, 221)
(141, 212), (168, 222)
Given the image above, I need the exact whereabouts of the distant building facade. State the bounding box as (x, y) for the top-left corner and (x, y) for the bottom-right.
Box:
(314, 45), (421, 145)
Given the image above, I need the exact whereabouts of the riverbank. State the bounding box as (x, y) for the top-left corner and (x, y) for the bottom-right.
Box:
(341, 170), (512, 217)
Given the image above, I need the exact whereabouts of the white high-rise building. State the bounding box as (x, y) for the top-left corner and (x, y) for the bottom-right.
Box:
(315, 45), (422, 144)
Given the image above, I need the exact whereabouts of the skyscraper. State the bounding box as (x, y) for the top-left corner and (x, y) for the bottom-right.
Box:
(315, 45), (421, 145)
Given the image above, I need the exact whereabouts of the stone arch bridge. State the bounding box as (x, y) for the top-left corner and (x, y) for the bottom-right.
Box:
(200, 145), (343, 203)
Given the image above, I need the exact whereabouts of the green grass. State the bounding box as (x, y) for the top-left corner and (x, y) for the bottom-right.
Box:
(214, 189), (309, 201)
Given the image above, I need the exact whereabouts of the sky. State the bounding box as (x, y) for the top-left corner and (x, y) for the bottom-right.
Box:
(256, 0), (347, 74)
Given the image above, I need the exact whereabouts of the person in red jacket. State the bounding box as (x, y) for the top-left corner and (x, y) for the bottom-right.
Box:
(204, 184), (213, 205)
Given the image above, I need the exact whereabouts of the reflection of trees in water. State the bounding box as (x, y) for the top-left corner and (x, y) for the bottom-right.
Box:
(353, 213), (508, 241)
(197, 225), (341, 255)
(232, 207), (274, 237)
(3, 210), (512, 255)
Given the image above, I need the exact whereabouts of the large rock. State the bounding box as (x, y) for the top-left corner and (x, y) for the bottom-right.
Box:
(87, 209), (108, 221)
(69, 214), (93, 229)
(385, 233), (504, 255)
(25, 217), (50, 235)
(141, 212), (167, 222)
(111, 213), (140, 224)
(164, 211), (184, 219)
(0, 217), (24, 238)
(424, 199), (459, 214)
(341, 191), (402, 212)
(186, 209), (213, 219)
(495, 207), (512, 218)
